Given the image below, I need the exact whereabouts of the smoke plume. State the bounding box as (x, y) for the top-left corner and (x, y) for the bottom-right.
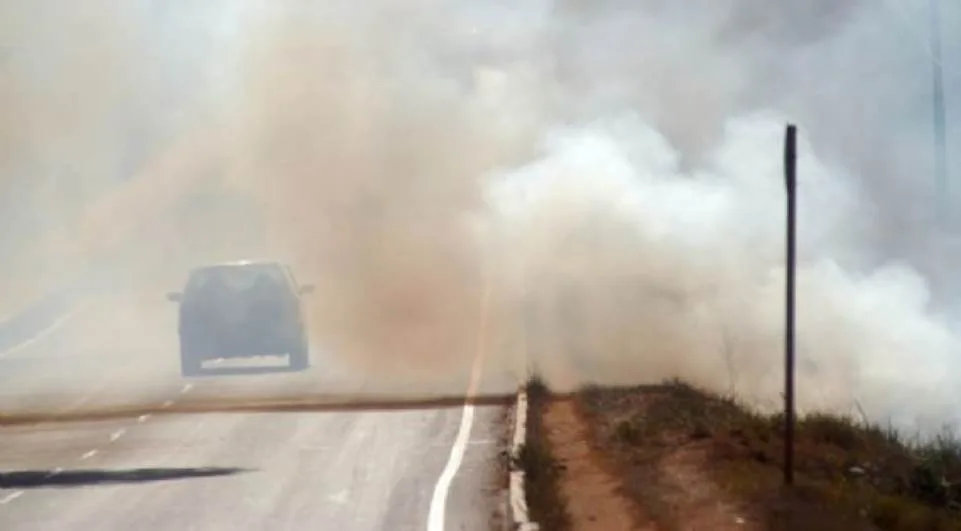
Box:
(4, 1), (961, 431)
(213, 0), (961, 430)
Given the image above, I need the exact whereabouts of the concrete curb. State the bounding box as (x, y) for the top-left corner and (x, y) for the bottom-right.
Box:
(508, 386), (539, 531)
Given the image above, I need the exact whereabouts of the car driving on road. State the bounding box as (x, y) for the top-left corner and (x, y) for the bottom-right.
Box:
(166, 260), (314, 377)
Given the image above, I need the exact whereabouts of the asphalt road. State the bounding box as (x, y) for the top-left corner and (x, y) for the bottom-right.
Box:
(0, 292), (514, 530)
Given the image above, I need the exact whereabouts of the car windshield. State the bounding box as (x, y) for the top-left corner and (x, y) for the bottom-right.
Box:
(185, 263), (287, 294)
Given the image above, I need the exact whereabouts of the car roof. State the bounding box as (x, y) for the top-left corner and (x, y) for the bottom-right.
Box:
(190, 260), (288, 272)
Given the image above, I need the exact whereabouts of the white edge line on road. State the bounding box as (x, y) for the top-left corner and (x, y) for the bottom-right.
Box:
(427, 379), (478, 531)
(426, 281), (490, 531)
(80, 449), (98, 461)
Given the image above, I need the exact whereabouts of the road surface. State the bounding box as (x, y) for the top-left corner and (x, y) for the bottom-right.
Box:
(0, 291), (514, 530)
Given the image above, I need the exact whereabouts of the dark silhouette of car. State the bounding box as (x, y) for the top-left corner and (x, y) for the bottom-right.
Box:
(166, 260), (314, 376)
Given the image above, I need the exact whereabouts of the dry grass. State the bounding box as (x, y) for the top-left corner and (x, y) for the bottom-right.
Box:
(515, 375), (572, 531)
(575, 378), (961, 531)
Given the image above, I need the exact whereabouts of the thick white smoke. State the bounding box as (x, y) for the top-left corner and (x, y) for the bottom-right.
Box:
(202, 0), (961, 430)
(475, 2), (961, 433)
(485, 112), (961, 432)
(475, 1), (961, 433)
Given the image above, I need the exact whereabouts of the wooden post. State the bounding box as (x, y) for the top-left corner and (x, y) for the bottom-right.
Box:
(930, 0), (949, 224)
(783, 124), (798, 486)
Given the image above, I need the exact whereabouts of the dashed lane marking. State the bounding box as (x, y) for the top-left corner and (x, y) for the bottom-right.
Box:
(0, 491), (23, 504)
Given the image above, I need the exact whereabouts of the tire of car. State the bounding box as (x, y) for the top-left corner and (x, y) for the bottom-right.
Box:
(179, 336), (204, 377)
(288, 331), (310, 371)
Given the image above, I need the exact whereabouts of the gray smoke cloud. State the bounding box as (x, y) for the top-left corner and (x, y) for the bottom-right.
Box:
(207, 0), (961, 428)
(203, 0), (961, 429)
(4, 1), (961, 431)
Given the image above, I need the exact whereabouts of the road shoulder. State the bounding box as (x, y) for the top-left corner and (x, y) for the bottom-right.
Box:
(518, 380), (649, 531)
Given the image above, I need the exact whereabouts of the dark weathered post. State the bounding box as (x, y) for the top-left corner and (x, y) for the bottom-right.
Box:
(784, 124), (798, 486)
(930, 0), (949, 224)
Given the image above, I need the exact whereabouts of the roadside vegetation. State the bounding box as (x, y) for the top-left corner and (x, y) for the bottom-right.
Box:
(525, 377), (961, 531)
(516, 375), (572, 531)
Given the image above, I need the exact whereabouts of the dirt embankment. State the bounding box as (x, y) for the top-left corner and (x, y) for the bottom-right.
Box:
(521, 379), (961, 531)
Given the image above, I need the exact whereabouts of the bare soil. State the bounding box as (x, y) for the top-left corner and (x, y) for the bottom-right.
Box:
(542, 397), (652, 530)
